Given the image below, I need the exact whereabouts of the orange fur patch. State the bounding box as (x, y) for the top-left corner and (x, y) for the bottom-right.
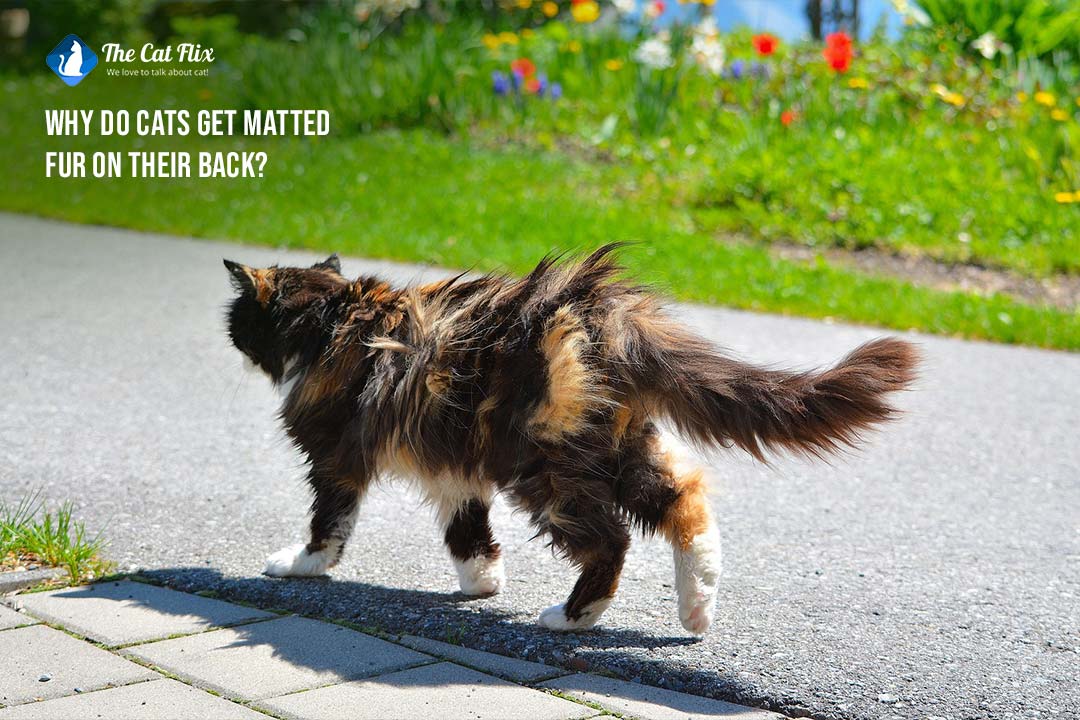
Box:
(473, 396), (499, 452)
(658, 466), (711, 550)
(611, 401), (646, 449)
(528, 306), (597, 442)
(252, 269), (275, 307)
(426, 369), (452, 396)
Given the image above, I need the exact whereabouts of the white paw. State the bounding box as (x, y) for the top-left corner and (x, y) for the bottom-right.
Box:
(674, 530), (722, 635)
(453, 555), (505, 596)
(263, 543), (335, 578)
(537, 598), (612, 632)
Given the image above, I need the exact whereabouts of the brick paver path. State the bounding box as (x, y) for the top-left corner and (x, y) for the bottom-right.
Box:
(1, 579), (778, 719)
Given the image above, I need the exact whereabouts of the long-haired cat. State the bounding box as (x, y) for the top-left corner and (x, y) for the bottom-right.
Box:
(224, 247), (917, 634)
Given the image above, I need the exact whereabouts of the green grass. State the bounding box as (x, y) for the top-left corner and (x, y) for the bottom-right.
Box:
(2, 73), (1079, 350)
(0, 491), (111, 584)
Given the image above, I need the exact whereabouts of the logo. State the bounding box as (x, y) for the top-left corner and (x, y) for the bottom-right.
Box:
(46, 34), (98, 86)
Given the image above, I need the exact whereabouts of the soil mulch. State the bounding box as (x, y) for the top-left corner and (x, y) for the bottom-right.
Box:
(771, 242), (1080, 311)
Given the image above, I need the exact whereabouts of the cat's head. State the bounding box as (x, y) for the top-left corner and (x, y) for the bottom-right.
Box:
(223, 254), (344, 381)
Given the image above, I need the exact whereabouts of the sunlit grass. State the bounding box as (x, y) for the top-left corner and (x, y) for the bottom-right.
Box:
(1, 491), (111, 585)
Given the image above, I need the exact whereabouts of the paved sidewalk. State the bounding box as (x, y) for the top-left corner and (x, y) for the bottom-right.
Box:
(0, 579), (778, 719)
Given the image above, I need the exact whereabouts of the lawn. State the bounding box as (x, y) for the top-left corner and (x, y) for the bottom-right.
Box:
(2, 1), (1079, 351)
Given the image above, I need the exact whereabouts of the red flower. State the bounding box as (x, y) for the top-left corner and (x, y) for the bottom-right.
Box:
(752, 33), (778, 56)
(781, 109), (797, 127)
(825, 31), (853, 49)
(510, 57), (536, 78)
(822, 32), (853, 73)
(525, 76), (541, 94)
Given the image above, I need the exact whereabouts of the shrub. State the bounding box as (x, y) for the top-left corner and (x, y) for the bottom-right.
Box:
(235, 9), (486, 134)
(914, 0), (1080, 60)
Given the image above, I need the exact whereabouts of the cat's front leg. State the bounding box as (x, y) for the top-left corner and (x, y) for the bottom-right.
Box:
(443, 498), (504, 595)
(264, 472), (366, 577)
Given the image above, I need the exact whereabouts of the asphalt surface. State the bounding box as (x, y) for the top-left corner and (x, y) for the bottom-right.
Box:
(1, 213), (1077, 720)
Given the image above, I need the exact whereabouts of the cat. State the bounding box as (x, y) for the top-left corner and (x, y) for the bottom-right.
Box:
(224, 247), (917, 634)
(58, 40), (84, 77)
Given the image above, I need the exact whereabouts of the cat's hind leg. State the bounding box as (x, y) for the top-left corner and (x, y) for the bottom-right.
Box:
(536, 490), (630, 631)
(264, 473), (365, 577)
(443, 497), (504, 596)
(616, 430), (721, 635)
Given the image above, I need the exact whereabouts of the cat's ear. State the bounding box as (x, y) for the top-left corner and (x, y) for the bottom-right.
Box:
(223, 258), (254, 291)
(312, 254), (342, 274)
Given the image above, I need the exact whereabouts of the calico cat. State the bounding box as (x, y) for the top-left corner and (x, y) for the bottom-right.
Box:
(224, 247), (917, 634)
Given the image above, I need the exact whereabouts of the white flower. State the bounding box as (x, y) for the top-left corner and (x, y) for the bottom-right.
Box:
(612, 0), (636, 15)
(644, 1), (664, 21)
(690, 35), (725, 76)
(635, 36), (673, 70)
(972, 31), (1004, 59)
(694, 15), (719, 40)
(891, 0), (930, 27)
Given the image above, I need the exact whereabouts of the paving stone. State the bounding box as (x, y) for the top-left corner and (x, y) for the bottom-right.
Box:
(539, 674), (782, 719)
(0, 678), (267, 719)
(125, 615), (432, 701)
(396, 635), (567, 683)
(0, 605), (35, 632)
(0, 568), (66, 594)
(0, 625), (155, 707)
(14, 580), (272, 646)
(259, 661), (595, 720)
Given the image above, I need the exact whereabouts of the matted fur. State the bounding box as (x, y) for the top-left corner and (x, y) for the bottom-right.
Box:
(224, 246), (918, 631)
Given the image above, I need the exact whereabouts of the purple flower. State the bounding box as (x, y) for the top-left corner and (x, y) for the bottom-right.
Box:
(550, 82), (563, 100)
(536, 72), (548, 97)
(727, 59), (746, 80)
(492, 71), (510, 96)
(751, 61), (770, 79)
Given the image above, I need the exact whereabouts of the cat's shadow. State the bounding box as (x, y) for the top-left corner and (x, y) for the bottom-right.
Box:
(139, 566), (699, 653)
(105, 567), (770, 708)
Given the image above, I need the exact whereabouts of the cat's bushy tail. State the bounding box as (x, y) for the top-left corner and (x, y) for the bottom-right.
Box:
(620, 304), (919, 461)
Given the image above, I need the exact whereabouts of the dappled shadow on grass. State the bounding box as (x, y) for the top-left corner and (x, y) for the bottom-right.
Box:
(130, 567), (767, 709)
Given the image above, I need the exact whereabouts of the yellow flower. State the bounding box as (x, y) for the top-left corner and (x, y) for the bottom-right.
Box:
(604, 58), (624, 71)
(567, 39), (582, 53)
(482, 33), (501, 50)
(516, 0), (533, 8)
(1016, 91), (1028, 103)
(1034, 91), (1056, 107)
(1051, 109), (1068, 121)
(542, 1), (559, 17)
(931, 84), (964, 107)
(521, 28), (535, 39)
(1054, 191), (1079, 204)
(497, 31), (519, 45)
(571, 0), (599, 23)
(1076, 97), (1080, 107)
(847, 77), (869, 89)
